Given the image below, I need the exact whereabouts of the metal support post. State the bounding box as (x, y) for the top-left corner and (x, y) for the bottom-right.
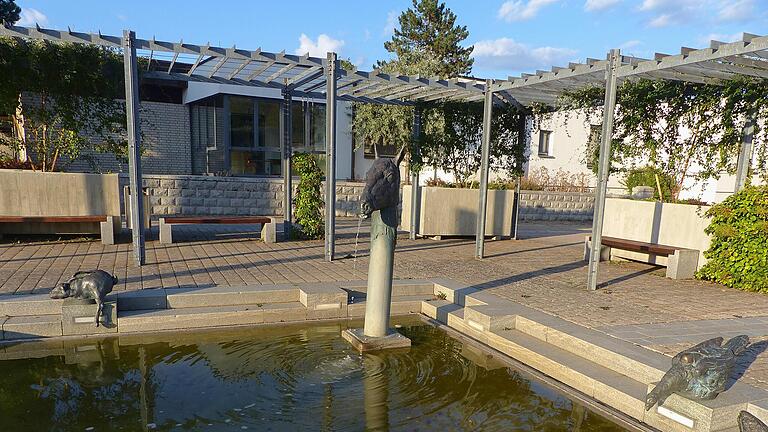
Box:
(735, 115), (755, 192)
(587, 49), (621, 291)
(281, 83), (293, 224)
(512, 114), (526, 240)
(123, 30), (145, 266)
(409, 106), (422, 240)
(325, 52), (338, 261)
(475, 80), (494, 259)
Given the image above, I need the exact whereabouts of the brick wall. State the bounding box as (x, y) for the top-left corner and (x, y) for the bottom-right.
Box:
(518, 190), (594, 221)
(20, 95), (191, 175)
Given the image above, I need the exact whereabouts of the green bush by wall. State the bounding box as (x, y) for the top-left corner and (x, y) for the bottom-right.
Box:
(292, 154), (324, 239)
(697, 186), (768, 292)
(622, 166), (676, 200)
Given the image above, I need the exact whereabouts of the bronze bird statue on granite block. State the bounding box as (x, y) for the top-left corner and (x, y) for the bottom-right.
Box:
(739, 411), (768, 432)
(645, 335), (750, 411)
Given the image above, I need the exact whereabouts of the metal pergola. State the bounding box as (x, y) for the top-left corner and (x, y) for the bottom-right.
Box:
(0, 25), (512, 266)
(489, 32), (768, 290)
(4, 24), (766, 292)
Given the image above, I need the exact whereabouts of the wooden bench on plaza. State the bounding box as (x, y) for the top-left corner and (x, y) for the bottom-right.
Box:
(584, 235), (699, 279)
(0, 215), (119, 245)
(158, 216), (287, 244)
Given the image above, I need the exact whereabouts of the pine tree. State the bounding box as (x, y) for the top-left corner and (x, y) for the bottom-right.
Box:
(0, 0), (21, 25)
(380, 0), (473, 78)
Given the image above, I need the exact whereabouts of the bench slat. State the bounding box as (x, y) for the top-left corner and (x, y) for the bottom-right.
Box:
(163, 216), (272, 225)
(0, 216), (107, 223)
(592, 236), (678, 256)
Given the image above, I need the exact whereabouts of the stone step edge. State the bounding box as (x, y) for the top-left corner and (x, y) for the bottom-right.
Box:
(420, 296), (768, 432)
(429, 278), (768, 404)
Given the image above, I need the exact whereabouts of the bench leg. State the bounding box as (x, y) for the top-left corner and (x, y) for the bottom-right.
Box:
(666, 250), (699, 279)
(159, 218), (173, 244)
(100, 216), (116, 245)
(261, 222), (277, 243)
(583, 236), (611, 262)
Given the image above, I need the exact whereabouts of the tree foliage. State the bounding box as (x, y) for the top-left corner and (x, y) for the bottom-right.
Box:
(292, 153), (324, 239)
(697, 186), (768, 292)
(352, 0), (524, 185)
(0, 37), (131, 172)
(0, 0), (20, 25)
(381, 0), (473, 77)
(553, 77), (768, 200)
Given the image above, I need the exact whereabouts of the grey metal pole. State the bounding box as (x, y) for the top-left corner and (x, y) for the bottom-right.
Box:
(587, 49), (621, 291)
(512, 114), (526, 240)
(734, 115), (755, 192)
(281, 83), (292, 225)
(475, 80), (494, 259)
(123, 30), (145, 266)
(325, 52), (338, 261)
(409, 106), (422, 240)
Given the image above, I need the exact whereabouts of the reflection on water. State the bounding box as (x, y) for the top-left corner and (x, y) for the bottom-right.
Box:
(0, 319), (626, 431)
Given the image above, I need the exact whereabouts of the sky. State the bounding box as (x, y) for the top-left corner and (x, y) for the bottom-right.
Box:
(13, 0), (768, 79)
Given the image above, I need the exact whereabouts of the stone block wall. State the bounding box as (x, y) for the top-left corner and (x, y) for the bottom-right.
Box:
(117, 174), (594, 222)
(518, 191), (594, 221)
(119, 175), (368, 217)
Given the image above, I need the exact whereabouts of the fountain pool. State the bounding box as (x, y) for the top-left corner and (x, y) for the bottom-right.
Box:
(0, 317), (627, 431)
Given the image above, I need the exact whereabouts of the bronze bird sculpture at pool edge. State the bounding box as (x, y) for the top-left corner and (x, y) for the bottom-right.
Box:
(50, 270), (117, 327)
(645, 335), (750, 411)
(739, 411), (768, 432)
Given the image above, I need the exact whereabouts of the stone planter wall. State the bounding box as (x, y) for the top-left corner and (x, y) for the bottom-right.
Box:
(518, 191), (595, 222)
(118, 174), (367, 218)
(603, 198), (711, 268)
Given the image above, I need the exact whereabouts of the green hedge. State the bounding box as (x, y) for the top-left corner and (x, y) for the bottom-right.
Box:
(292, 154), (324, 239)
(696, 186), (768, 292)
(623, 166), (676, 200)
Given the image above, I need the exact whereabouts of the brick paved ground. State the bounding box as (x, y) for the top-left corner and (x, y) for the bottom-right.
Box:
(3, 219), (768, 389)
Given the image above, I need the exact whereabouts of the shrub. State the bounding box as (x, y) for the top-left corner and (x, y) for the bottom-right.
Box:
(520, 167), (591, 192)
(622, 166), (676, 201)
(292, 154), (324, 239)
(696, 186), (768, 292)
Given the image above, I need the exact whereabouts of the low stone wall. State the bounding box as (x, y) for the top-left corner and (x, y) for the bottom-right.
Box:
(116, 174), (594, 221)
(518, 191), (594, 222)
(119, 174), (367, 217)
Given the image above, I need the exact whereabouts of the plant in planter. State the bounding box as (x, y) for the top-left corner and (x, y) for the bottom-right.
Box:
(697, 186), (768, 292)
(292, 153), (324, 239)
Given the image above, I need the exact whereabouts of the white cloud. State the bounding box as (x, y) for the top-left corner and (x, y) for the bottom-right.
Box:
(497, 0), (560, 22)
(638, 0), (758, 26)
(472, 38), (577, 72)
(384, 10), (398, 36)
(619, 40), (642, 49)
(648, 13), (672, 27)
(584, 0), (621, 11)
(701, 32), (743, 44)
(717, 0), (756, 22)
(295, 34), (345, 57)
(17, 8), (48, 27)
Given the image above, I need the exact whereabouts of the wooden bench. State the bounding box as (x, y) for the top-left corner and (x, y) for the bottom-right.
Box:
(159, 216), (286, 244)
(584, 235), (699, 279)
(0, 215), (119, 245)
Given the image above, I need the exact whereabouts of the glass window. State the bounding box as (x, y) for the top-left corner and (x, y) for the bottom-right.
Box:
(311, 104), (326, 152)
(230, 97), (254, 148)
(231, 149), (282, 176)
(538, 130), (552, 156)
(291, 102), (305, 149)
(258, 101), (280, 150)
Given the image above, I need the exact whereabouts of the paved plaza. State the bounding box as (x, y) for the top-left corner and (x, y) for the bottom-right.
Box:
(2, 219), (768, 390)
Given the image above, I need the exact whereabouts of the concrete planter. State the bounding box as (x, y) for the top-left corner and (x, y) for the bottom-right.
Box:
(0, 169), (121, 235)
(603, 198), (711, 269)
(401, 185), (515, 238)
